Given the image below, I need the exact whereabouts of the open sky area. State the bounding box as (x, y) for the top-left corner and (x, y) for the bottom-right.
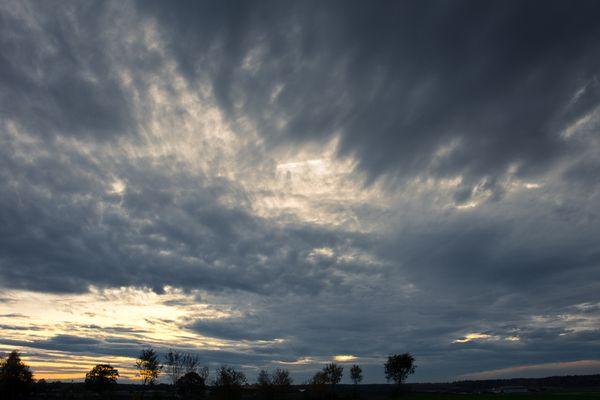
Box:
(1, 0), (600, 384)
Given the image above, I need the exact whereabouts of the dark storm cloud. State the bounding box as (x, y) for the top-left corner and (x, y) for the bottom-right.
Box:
(141, 0), (600, 189)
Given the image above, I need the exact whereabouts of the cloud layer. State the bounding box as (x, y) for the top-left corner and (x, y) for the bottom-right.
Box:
(1, 0), (599, 383)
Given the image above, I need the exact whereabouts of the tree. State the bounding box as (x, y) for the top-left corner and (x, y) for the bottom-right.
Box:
(182, 353), (204, 376)
(350, 365), (362, 385)
(135, 348), (161, 399)
(0, 351), (34, 399)
(165, 350), (207, 385)
(256, 370), (272, 399)
(257, 369), (271, 387)
(384, 353), (416, 386)
(176, 371), (207, 399)
(164, 349), (183, 385)
(350, 364), (362, 397)
(309, 371), (328, 399)
(35, 378), (47, 395)
(85, 364), (119, 392)
(273, 368), (292, 398)
(196, 365), (209, 383)
(257, 368), (292, 399)
(323, 363), (343, 397)
(213, 366), (247, 400)
(271, 368), (294, 387)
(272, 368), (292, 387)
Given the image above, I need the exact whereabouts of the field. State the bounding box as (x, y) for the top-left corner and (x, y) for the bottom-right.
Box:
(397, 393), (600, 400)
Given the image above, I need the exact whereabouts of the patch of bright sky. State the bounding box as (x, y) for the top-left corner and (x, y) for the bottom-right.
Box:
(0, 287), (238, 381)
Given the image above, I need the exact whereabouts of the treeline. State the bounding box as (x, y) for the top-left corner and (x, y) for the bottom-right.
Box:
(0, 349), (416, 399)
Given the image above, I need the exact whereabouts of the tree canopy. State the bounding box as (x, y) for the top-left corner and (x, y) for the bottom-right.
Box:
(384, 353), (416, 385)
(135, 348), (162, 386)
(214, 366), (247, 400)
(85, 364), (119, 391)
(0, 351), (33, 399)
(176, 371), (207, 398)
(350, 364), (363, 385)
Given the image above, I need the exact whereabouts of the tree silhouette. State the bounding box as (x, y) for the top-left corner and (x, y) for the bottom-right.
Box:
(164, 349), (183, 385)
(0, 351), (33, 399)
(272, 368), (292, 387)
(256, 370), (272, 399)
(257, 368), (292, 399)
(350, 364), (362, 385)
(384, 353), (416, 387)
(182, 353), (206, 377)
(257, 369), (271, 386)
(309, 371), (328, 399)
(85, 364), (119, 392)
(323, 363), (343, 397)
(350, 364), (362, 397)
(213, 366), (246, 400)
(176, 371), (207, 399)
(135, 348), (161, 399)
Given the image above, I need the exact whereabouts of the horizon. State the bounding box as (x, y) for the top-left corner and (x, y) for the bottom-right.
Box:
(1, 0), (600, 385)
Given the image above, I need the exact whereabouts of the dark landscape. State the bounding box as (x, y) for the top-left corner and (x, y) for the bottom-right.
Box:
(14, 376), (600, 400)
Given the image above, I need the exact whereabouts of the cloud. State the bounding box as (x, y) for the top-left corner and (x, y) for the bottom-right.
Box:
(0, 0), (599, 383)
(141, 0), (600, 191)
(0, 2), (135, 140)
(188, 317), (281, 341)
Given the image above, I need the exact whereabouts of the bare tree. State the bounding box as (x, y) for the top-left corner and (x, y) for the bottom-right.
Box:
(213, 366), (247, 400)
(164, 349), (183, 385)
(257, 368), (292, 399)
(182, 353), (201, 374)
(272, 368), (292, 387)
(165, 350), (209, 393)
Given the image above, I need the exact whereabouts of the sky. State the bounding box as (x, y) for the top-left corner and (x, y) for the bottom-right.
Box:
(1, 0), (600, 384)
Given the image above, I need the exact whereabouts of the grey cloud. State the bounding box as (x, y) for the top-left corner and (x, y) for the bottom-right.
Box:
(1, 0), (600, 383)
(188, 317), (280, 341)
(141, 0), (600, 191)
(0, 2), (135, 140)
(0, 132), (376, 294)
(0, 324), (42, 331)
